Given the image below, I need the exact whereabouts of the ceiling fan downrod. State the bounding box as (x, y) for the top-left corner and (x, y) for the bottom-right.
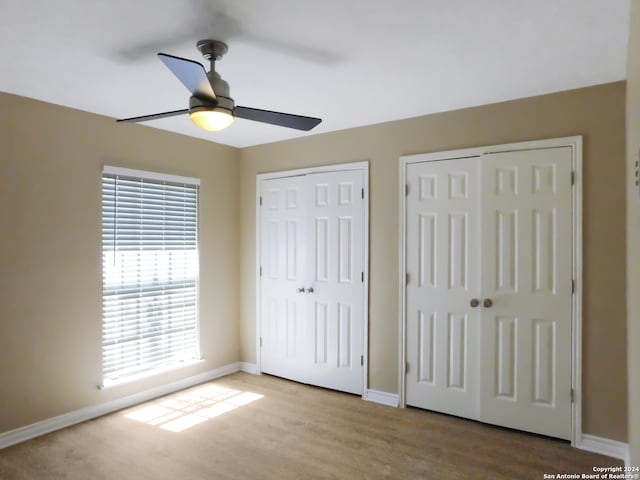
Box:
(194, 39), (234, 114)
(196, 39), (228, 72)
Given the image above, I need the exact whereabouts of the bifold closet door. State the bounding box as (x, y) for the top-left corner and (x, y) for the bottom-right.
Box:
(305, 170), (365, 394)
(405, 147), (573, 440)
(405, 157), (482, 419)
(260, 170), (365, 395)
(260, 175), (309, 384)
(478, 148), (572, 440)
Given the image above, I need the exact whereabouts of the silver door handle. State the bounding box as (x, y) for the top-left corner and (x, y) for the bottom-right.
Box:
(483, 298), (493, 308)
(296, 287), (305, 293)
(470, 298), (480, 308)
(305, 287), (314, 294)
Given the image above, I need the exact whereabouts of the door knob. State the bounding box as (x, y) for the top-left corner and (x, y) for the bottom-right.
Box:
(296, 287), (305, 293)
(470, 298), (480, 308)
(483, 298), (493, 308)
(305, 287), (315, 294)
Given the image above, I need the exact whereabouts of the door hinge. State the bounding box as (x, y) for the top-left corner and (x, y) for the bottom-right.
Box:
(260, 266), (263, 277)
(406, 273), (409, 285)
(259, 337), (263, 347)
(361, 188), (364, 199)
(360, 355), (363, 366)
(259, 196), (263, 206)
(572, 279), (575, 294)
(571, 171), (575, 186)
(406, 361), (410, 373)
(405, 184), (409, 196)
(570, 388), (575, 403)
(361, 271), (364, 283)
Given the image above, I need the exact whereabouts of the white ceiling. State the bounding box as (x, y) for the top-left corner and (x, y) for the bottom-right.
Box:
(0, 0), (631, 148)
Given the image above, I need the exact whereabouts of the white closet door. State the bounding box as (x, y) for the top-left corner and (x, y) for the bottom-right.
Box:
(405, 158), (481, 418)
(260, 176), (309, 383)
(479, 148), (572, 440)
(305, 170), (365, 394)
(259, 169), (365, 395)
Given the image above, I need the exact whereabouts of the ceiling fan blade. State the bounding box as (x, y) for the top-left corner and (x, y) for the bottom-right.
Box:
(116, 109), (189, 123)
(234, 106), (322, 131)
(158, 53), (216, 101)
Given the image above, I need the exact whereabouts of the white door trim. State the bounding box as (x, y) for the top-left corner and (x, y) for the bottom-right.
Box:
(256, 161), (370, 397)
(398, 136), (583, 446)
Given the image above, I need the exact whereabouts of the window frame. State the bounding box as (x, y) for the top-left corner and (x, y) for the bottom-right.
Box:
(100, 165), (202, 388)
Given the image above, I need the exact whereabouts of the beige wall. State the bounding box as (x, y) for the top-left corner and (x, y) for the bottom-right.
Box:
(0, 93), (241, 433)
(627, 0), (640, 465)
(239, 82), (628, 442)
(0, 80), (629, 444)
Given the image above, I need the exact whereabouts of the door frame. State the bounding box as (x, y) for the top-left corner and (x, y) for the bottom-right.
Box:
(256, 161), (370, 397)
(398, 136), (583, 445)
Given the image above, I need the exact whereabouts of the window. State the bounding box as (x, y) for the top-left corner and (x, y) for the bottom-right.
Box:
(101, 166), (200, 386)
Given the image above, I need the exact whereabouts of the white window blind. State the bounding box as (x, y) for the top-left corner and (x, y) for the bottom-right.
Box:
(101, 166), (200, 385)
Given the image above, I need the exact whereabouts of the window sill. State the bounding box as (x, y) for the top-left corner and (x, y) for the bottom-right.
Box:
(98, 358), (205, 390)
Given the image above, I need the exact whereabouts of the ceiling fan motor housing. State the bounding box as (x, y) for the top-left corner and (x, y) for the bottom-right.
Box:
(208, 71), (231, 99)
(189, 94), (234, 114)
(190, 70), (234, 114)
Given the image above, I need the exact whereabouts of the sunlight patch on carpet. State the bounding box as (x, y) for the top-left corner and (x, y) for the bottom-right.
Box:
(123, 384), (264, 432)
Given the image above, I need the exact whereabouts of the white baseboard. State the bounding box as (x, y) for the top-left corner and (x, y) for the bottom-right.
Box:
(239, 362), (258, 374)
(576, 434), (630, 466)
(363, 389), (399, 407)
(0, 362), (250, 450)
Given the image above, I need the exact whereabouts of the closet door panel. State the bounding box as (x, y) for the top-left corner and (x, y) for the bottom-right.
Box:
(405, 158), (481, 418)
(305, 170), (365, 395)
(479, 148), (573, 440)
(259, 176), (309, 382)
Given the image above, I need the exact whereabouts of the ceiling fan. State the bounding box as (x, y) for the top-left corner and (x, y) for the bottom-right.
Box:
(117, 39), (322, 132)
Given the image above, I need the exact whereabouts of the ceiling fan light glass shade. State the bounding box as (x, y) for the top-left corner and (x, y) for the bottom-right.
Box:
(189, 107), (234, 131)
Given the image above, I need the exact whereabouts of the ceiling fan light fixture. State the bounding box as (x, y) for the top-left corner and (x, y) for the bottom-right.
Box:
(189, 107), (234, 131)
